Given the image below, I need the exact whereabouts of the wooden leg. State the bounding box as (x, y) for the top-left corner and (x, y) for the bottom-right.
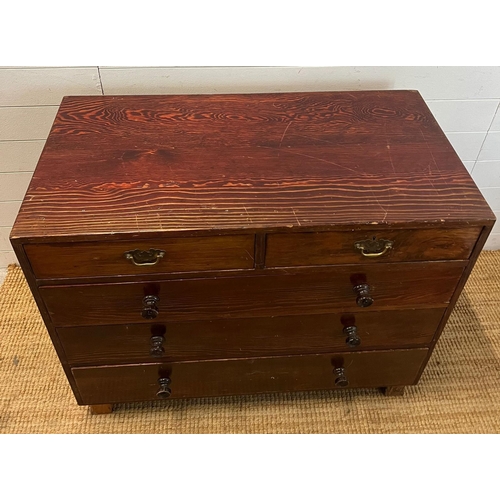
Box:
(383, 386), (406, 397)
(89, 404), (113, 415)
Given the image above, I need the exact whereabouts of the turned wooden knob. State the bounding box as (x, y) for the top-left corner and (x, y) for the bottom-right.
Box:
(344, 325), (361, 347)
(150, 335), (165, 357)
(156, 377), (172, 398)
(353, 283), (373, 307)
(334, 367), (349, 387)
(142, 295), (159, 319)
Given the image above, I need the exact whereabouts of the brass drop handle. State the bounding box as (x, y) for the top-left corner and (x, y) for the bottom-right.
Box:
(344, 325), (361, 347)
(124, 248), (166, 266)
(334, 367), (349, 387)
(142, 295), (160, 319)
(354, 238), (393, 258)
(353, 283), (373, 308)
(156, 377), (172, 398)
(150, 335), (165, 357)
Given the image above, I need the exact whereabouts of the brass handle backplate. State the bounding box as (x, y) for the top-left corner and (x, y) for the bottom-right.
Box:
(124, 248), (166, 266)
(354, 238), (393, 257)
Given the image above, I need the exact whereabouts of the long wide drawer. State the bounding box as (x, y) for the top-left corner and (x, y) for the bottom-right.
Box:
(41, 261), (465, 327)
(72, 349), (429, 404)
(59, 309), (444, 365)
(24, 234), (255, 279)
(266, 227), (481, 267)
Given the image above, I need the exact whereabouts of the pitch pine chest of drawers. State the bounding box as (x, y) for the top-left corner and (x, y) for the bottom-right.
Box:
(10, 91), (496, 414)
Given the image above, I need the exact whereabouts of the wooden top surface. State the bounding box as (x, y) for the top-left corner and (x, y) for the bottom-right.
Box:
(11, 90), (495, 241)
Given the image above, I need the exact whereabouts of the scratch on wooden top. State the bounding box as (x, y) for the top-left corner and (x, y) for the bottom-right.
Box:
(292, 208), (302, 226)
(278, 121), (293, 155)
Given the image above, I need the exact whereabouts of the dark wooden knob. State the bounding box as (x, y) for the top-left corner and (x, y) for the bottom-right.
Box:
(142, 295), (159, 319)
(353, 283), (373, 307)
(334, 367), (349, 387)
(156, 377), (172, 398)
(150, 335), (165, 357)
(344, 325), (361, 347)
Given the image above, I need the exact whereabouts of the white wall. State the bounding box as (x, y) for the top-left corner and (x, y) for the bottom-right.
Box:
(1, 66), (500, 273)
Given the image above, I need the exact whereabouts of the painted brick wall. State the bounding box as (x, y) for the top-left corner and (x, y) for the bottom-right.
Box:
(1, 66), (499, 274)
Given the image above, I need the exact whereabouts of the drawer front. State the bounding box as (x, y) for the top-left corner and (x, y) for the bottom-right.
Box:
(72, 349), (428, 404)
(25, 234), (255, 279)
(59, 309), (444, 365)
(41, 261), (464, 327)
(266, 227), (481, 267)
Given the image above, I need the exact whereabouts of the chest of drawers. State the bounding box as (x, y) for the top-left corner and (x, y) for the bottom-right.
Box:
(10, 90), (495, 414)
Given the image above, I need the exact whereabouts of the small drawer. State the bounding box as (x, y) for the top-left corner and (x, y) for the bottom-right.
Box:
(24, 234), (255, 279)
(40, 261), (464, 327)
(59, 309), (444, 366)
(72, 349), (429, 404)
(265, 227), (481, 267)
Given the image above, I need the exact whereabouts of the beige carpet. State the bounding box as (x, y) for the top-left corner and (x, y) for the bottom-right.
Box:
(1, 253), (500, 434)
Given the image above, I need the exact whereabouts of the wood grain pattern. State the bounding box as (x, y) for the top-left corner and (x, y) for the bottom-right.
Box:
(8, 90), (496, 410)
(413, 223), (495, 382)
(58, 309), (444, 366)
(10, 91), (495, 242)
(40, 261), (465, 327)
(25, 234), (255, 279)
(9, 239), (84, 404)
(266, 227), (482, 266)
(72, 349), (429, 404)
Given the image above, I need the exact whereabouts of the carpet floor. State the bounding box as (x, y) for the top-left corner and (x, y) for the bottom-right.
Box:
(1, 253), (500, 434)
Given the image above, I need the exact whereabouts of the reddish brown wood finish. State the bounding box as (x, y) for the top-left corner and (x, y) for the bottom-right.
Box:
(10, 239), (85, 404)
(72, 349), (429, 404)
(25, 234), (255, 279)
(40, 261), (465, 327)
(58, 308), (444, 366)
(10, 91), (495, 242)
(9, 91), (496, 411)
(266, 227), (481, 267)
(413, 223), (496, 383)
